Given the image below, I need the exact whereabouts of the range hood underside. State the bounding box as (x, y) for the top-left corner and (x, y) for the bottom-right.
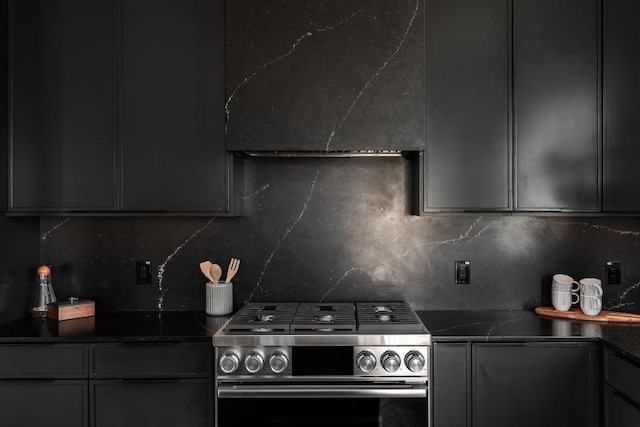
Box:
(238, 150), (415, 158)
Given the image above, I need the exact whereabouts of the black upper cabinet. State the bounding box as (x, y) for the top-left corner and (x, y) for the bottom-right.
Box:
(8, 0), (239, 215)
(422, 0), (510, 212)
(603, 0), (640, 212)
(513, 0), (600, 212)
(10, 0), (117, 212)
(121, 0), (230, 213)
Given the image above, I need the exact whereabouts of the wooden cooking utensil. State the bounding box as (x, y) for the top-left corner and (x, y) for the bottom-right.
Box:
(224, 258), (240, 283)
(210, 264), (223, 284)
(199, 261), (215, 282)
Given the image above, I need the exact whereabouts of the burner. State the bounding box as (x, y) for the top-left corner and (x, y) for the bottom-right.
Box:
(377, 314), (393, 322)
(223, 302), (299, 334)
(356, 302), (425, 332)
(290, 303), (357, 333)
(314, 314), (335, 323)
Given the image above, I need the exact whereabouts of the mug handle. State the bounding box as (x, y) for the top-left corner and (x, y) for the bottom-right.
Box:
(593, 285), (603, 297)
(571, 293), (580, 304)
(571, 281), (580, 292)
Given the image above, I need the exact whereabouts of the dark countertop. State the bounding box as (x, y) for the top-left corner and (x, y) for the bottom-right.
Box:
(1, 309), (639, 364)
(0, 311), (231, 343)
(418, 310), (640, 363)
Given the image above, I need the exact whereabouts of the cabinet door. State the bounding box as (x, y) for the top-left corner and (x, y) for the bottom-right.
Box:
(473, 343), (598, 427)
(0, 380), (88, 427)
(91, 379), (212, 427)
(603, 0), (640, 211)
(10, 0), (116, 212)
(605, 385), (640, 427)
(121, 0), (229, 213)
(423, 0), (510, 212)
(432, 343), (470, 427)
(514, 0), (600, 211)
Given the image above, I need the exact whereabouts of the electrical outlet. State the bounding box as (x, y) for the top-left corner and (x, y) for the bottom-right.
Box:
(606, 261), (621, 285)
(455, 261), (470, 284)
(136, 260), (152, 284)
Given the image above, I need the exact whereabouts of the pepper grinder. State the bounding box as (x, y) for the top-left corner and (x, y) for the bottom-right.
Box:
(32, 265), (57, 317)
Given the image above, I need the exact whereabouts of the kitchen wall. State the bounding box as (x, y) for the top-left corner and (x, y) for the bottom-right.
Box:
(10, 0), (640, 316)
(39, 156), (640, 313)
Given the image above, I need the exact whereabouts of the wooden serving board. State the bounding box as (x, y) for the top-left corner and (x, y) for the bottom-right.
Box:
(535, 307), (640, 323)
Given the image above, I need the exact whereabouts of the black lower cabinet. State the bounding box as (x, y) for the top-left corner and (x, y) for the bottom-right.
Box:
(605, 385), (640, 427)
(0, 342), (212, 426)
(432, 341), (599, 427)
(0, 343), (89, 427)
(603, 347), (640, 426)
(91, 379), (212, 427)
(432, 343), (470, 427)
(0, 380), (88, 427)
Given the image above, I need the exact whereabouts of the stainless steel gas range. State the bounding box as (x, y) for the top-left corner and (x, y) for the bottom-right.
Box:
(212, 302), (431, 427)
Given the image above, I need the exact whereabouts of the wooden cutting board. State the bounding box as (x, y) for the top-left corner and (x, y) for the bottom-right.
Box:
(535, 307), (640, 323)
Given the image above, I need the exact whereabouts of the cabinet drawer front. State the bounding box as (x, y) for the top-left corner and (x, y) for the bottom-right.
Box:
(91, 379), (212, 427)
(90, 343), (212, 378)
(605, 384), (640, 427)
(0, 344), (88, 378)
(605, 347), (640, 403)
(0, 380), (88, 427)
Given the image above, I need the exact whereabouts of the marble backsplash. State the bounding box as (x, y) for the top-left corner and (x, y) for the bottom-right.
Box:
(38, 156), (640, 314)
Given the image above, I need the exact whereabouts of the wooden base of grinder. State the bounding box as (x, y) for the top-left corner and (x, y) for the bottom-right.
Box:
(48, 298), (95, 321)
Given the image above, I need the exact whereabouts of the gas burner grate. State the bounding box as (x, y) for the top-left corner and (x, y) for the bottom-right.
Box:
(223, 302), (299, 334)
(356, 302), (425, 332)
(289, 303), (357, 333)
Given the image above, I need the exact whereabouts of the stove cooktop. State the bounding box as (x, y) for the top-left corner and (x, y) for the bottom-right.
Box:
(220, 302), (426, 335)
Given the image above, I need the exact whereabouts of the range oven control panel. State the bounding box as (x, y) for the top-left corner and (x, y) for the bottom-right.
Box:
(217, 346), (292, 377)
(353, 346), (429, 377)
(216, 345), (429, 378)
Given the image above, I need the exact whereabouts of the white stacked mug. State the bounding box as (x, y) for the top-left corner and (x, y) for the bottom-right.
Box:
(579, 278), (602, 316)
(551, 274), (580, 312)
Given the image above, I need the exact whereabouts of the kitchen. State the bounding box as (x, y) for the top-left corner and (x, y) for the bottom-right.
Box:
(2, 0), (640, 426)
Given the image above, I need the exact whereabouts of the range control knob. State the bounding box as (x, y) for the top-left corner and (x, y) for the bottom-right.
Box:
(381, 351), (401, 373)
(405, 351), (425, 373)
(269, 351), (289, 374)
(244, 351), (265, 373)
(356, 351), (377, 373)
(219, 351), (240, 374)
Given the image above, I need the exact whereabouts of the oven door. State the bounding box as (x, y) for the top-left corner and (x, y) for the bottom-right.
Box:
(215, 380), (428, 427)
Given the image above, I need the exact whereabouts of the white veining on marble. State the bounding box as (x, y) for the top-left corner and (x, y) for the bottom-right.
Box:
(320, 267), (371, 301)
(483, 317), (526, 341)
(156, 218), (215, 309)
(41, 217), (71, 240)
(244, 184), (271, 200)
(430, 320), (498, 334)
(325, 0), (420, 151)
(609, 281), (640, 310)
(248, 171), (320, 302)
(547, 219), (640, 236)
(225, 9), (363, 135)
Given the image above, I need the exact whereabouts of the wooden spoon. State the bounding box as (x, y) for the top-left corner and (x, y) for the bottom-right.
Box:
(199, 261), (215, 282)
(210, 264), (223, 284)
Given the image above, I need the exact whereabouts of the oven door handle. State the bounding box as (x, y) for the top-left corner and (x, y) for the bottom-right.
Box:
(217, 384), (427, 399)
